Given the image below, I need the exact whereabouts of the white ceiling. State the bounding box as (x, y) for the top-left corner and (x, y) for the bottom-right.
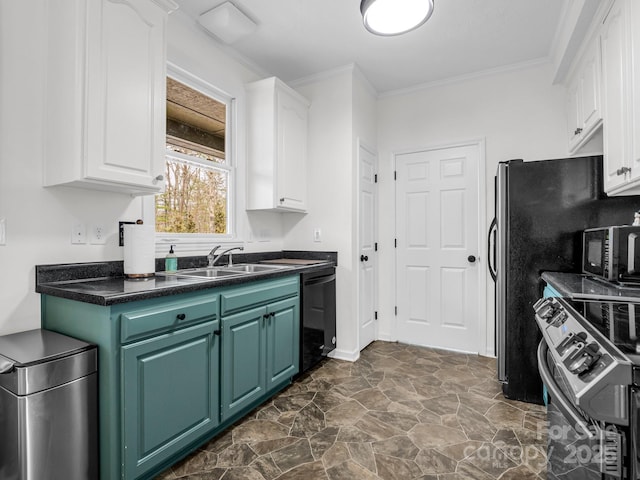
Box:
(175, 0), (569, 94)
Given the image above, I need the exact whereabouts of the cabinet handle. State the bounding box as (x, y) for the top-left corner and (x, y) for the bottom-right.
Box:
(616, 167), (631, 176)
(176, 313), (186, 320)
(279, 198), (285, 203)
(213, 329), (221, 336)
(153, 174), (164, 184)
(574, 127), (583, 136)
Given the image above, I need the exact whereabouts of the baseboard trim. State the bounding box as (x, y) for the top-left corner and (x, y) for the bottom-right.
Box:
(328, 348), (360, 362)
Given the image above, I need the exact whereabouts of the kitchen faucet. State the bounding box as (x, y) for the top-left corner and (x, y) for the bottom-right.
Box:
(208, 246), (244, 267)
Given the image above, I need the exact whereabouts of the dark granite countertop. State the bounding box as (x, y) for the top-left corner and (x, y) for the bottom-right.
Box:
(36, 251), (337, 306)
(541, 271), (640, 302)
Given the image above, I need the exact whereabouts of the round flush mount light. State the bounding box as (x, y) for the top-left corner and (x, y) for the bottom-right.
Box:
(361, 0), (434, 36)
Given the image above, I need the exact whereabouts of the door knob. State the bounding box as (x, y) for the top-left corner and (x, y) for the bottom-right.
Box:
(468, 255), (476, 263)
(360, 255), (368, 262)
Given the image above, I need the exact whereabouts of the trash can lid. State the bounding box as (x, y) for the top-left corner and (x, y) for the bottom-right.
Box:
(0, 329), (93, 372)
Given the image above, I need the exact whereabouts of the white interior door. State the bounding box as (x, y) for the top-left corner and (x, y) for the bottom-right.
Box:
(395, 143), (481, 353)
(359, 143), (377, 350)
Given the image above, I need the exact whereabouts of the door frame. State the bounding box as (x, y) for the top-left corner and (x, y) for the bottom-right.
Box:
(357, 138), (379, 351)
(392, 138), (488, 355)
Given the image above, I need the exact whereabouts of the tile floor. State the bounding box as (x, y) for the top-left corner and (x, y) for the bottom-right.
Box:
(156, 341), (548, 480)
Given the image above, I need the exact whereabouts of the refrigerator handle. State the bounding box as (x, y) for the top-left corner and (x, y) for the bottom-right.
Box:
(488, 218), (497, 281)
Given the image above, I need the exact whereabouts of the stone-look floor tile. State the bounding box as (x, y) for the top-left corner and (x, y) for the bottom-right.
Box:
(372, 435), (419, 459)
(312, 391), (348, 412)
(275, 460), (328, 480)
(457, 404), (498, 441)
(251, 437), (300, 456)
(271, 438), (315, 473)
(367, 410), (419, 432)
(217, 444), (258, 468)
(219, 466), (265, 480)
(437, 440), (484, 461)
(355, 413), (406, 441)
(348, 442), (377, 473)
(250, 456), (281, 480)
(421, 393), (459, 416)
(273, 392), (315, 413)
(233, 419), (291, 443)
(458, 392), (499, 415)
(336, 425), (377, 443)
(414, 448), (457, 474)
(321, 442), (351, 470)
(290, 402), (326, 438)
(156, 342), (548, 480)
(326, 459), (381, 480)
(408, 423), (467, 449)
(351, 388), (392, 410)
(325, 400), (367, 427)
(485, 402), (526, 430)
(309, 427), (338, 459)
(374, 453), (423, 480)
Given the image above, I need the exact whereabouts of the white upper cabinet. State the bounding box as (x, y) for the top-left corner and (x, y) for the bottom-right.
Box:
(246, 77), (310, 212)
(628, 0), (640, 191)
(44, 0), (177, 195)
(601, 0), (632, 194)
(566, 36), (602, 153)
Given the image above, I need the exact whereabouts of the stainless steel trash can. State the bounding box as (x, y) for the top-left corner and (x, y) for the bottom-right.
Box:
(0, 329), (98, 480)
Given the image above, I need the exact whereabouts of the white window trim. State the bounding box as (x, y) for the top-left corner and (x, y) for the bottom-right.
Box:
(153, 63), (239, 257)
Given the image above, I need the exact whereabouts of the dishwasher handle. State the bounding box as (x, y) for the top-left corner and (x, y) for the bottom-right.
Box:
(304, 274), (336, 287)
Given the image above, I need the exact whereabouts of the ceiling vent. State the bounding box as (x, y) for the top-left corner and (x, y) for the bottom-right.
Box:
(198, 2), (257, 44)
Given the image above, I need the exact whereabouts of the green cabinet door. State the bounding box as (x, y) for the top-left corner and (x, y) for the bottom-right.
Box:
(221, 305), (267, 421)
(122, 321), (219, 479)
(265, 297), (300, 390)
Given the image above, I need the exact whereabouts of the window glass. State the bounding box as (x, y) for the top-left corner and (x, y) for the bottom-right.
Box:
(156, 77), (232, 237)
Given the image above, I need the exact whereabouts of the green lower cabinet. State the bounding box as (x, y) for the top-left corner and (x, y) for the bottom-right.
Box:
(221, 306), (267, 420)
(266, 297), (299, 389)
(41, 274), (300, 480)
(122, 321), (220, 479)
(221, 297), (300, 421)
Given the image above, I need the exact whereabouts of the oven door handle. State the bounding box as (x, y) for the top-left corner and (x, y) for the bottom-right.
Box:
(537, 340), (596, 440)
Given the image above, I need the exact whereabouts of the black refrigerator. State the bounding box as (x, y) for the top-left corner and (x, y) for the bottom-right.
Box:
(488, 156), (640, 404)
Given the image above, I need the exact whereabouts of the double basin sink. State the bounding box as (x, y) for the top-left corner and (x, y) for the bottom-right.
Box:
(169, 263), (289, 279)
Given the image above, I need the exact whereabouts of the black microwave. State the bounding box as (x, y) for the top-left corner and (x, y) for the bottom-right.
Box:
(583, 226), (640, 284)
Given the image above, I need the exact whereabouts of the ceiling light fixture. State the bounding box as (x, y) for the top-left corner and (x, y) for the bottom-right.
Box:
(361, 0), (434, 36)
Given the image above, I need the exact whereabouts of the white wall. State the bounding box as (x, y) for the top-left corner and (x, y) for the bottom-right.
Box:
(283, 69), (357, 359)
(0, 5), (282, 336)
(375, 62), (569, 356)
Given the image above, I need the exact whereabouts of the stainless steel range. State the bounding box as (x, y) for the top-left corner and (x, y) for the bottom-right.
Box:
(533, 295), (640, 479)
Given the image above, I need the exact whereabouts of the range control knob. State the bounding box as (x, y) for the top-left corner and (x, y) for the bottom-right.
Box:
(568, 342), (601, 375)
(548, 309), (568, 327)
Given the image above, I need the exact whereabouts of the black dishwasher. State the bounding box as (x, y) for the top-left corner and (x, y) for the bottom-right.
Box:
(300, 267), (336, 374)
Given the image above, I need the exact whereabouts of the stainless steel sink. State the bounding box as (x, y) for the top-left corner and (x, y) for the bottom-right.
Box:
(226, 264), (288, 273)
(176, 268), (246, 278)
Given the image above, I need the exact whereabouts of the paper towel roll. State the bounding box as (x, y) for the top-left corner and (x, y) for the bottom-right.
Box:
(123, 224), (156, 277)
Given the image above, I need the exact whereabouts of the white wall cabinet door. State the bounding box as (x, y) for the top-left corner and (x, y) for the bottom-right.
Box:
(567, 37), (602, 153)
(44, 0), (176, 195)
(246, 77), (310, 212)
(276, 88), (308, 211)
(601, 0), (631, 193)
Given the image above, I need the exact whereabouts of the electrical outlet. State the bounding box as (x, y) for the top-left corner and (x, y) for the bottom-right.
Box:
(0, 218), (5, 245)
(71, 223), (86, 244)
(90, 224), (106, 245)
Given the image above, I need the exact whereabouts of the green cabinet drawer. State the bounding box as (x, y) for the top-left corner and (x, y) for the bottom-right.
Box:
(220, 276), (298, 316)
(120, 294), (218, 343)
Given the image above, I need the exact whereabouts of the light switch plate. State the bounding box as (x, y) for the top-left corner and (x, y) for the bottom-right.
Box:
(0, 218), (5, 245)
(313, 228), (321, 242)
